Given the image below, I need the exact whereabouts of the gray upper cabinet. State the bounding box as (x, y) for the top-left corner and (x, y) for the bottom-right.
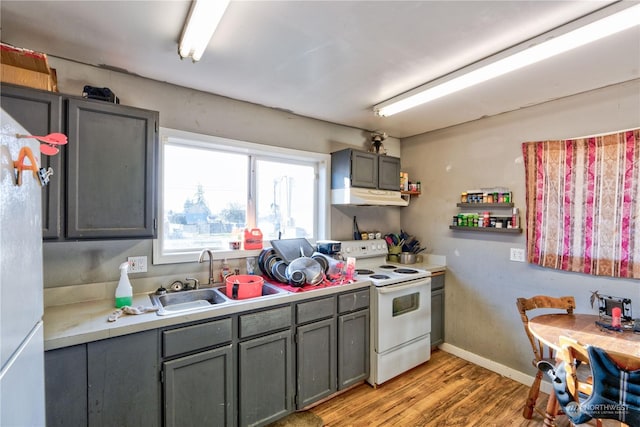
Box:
(66, 98), (158, 239)
(331, 148), (401, 191)
(0, 83), (63, 239)
(0, 84), (159, 240)
(378, 154), (401, 190)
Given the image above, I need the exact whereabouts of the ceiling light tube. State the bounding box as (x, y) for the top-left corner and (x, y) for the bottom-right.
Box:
(374, 3), (640, 117)
(179, 0), (230, 62)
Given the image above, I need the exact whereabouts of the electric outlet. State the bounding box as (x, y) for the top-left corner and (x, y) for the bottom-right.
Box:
(510, 248), (526, 263)
(128, 256), (147, 273)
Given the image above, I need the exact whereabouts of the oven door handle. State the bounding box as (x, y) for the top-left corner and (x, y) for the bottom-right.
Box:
(377, 280), (429, 294)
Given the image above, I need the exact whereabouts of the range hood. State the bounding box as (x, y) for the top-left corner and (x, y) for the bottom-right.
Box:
(331, 187), (409, 206)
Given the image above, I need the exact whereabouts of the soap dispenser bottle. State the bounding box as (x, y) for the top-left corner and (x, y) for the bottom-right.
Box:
(115, 261), (133, 308)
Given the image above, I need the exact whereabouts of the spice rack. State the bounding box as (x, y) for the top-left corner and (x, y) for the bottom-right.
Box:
(450, 191), (522, 234)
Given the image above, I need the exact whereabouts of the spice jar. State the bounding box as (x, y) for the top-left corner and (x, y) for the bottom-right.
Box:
(461, 192), (468, 203)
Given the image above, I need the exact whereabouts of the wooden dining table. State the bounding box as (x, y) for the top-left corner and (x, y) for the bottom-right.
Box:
(528, 313), (640, 426)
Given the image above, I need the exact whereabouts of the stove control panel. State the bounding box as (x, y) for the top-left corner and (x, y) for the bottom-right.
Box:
(340, 239), (389, 258)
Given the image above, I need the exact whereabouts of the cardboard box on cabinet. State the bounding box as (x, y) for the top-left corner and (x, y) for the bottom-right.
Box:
(0, 43), (58, 92)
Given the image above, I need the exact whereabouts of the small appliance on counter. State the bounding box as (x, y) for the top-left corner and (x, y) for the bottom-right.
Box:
(316, 240), (341, 256)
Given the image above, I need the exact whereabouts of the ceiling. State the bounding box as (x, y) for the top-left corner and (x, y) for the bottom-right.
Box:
(1, 1), (638, 138)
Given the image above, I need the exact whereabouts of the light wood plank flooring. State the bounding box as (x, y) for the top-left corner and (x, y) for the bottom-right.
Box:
(310, 349), (621, 427)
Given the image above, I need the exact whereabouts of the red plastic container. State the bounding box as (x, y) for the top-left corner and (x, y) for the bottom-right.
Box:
(225, 275), (264, 299)
(244, 228), (263, 250)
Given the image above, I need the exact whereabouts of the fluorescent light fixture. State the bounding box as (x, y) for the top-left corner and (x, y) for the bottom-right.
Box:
(374, 4), (640, 117)
(179, 0), (230, 62)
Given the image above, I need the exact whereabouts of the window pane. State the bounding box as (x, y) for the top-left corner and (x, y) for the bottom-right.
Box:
(163, 143), (248, 251)
(256, 159), (316, 241)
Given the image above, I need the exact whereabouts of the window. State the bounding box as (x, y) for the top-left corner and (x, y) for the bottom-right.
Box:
(153, 128), (329, 264)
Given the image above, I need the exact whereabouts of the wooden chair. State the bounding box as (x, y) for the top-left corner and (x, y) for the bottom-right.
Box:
(542, 336), (640, 426)
(516, 295), (576, 419)
(557, 336), (601, 427)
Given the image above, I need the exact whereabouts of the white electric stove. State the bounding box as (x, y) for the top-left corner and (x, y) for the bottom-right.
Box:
(340, 239), (432, 386)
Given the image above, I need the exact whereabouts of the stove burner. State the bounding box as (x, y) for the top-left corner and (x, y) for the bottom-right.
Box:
(356, 269), (374, 275)
(379, 265), (396, 269)
(394, 268), (418, 274)
(370, 274), (391, 280)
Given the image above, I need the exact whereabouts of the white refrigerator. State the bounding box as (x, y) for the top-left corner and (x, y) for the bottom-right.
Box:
(0, 108), (46, 426)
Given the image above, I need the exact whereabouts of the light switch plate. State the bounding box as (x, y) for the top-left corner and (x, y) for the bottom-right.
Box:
(510, 248), (526, 262)
(128, 256), (147, 273)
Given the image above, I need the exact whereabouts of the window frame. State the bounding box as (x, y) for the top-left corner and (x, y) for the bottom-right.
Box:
(153, 127), (330, 265)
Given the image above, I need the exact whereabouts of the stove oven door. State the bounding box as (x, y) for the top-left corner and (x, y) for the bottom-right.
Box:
(374, 278), (431, 353)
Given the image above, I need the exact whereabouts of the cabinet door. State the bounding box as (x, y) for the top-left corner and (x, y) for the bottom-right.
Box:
(338, 309), (369, 390)
(87, 330), (160, 427)
(0, 84), (63, 239)
(296, 318), (336, 408)
(45, 345), (87, 427)
(238, 330), (293, 426)
(351, 150), (378, 188)
(431, 288), (444, 347)
(163, 345), (234, 427)
(66, 98), (158, 239)
(378, 155), (401, 190)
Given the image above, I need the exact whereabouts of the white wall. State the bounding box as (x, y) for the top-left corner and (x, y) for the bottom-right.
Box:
(42, 57), (401, 287)
(400, 79), (640, 375)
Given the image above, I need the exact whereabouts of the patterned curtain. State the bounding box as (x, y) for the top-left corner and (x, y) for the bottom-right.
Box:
(522, 129), (640, 279)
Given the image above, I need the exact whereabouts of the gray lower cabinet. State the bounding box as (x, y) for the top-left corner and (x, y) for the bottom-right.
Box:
(337, 308), (369, 389)
(431, 272), (445, 347)
(45, 344), (87, 427)
(160, 317), (234, 427)
(45, 329), (160, 427)
(295, 296), (337, 408)
(163, 345), (234, 427)
(238, 306), (294, 426)
(87, 330), (160, 427)
(238, 330), (293, 426)
(337, 289), (370, 390)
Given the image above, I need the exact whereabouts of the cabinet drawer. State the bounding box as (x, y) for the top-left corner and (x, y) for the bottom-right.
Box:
(338, 289), (370, 314)
(296, 296), (335, 324)
(163, 318), (232, 358)
(431, 272), (445, 291)
(239, 306), (291, 339)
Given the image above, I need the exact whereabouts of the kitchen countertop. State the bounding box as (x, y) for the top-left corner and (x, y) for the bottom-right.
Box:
(43, 280), (372, 351)
(43, 261), (446, 351)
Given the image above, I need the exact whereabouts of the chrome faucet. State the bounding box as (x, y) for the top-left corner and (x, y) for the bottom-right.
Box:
(198, 249), (215, 285)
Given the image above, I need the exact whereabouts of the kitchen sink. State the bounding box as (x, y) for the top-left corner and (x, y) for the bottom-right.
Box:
(149, 282), (289, 315)
(149, 288), (229, 316)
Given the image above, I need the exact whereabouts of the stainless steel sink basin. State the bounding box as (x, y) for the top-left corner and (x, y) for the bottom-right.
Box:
(149, 282), (289, 315)
(150, 288), (228, 316)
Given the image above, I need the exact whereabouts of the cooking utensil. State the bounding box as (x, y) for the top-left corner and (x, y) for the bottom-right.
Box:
(353, 216), (361, 240)
(399, 252), (416, 264)
(288, 270), (306, 287)
(286, 257), (323, 285)
(270, 238), (315, 263)
(271, 260), (288, 283)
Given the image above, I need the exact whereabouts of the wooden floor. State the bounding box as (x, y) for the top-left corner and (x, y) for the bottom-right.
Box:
(310, 349), (619, 427)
